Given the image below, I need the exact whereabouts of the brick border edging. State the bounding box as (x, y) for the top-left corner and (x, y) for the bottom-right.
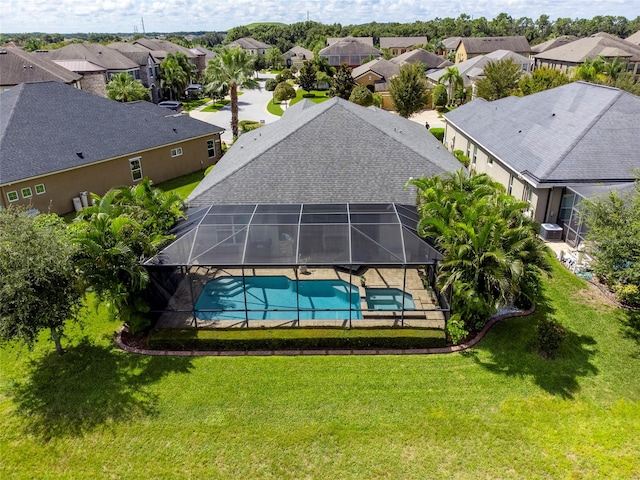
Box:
(115, 304), (536, 357)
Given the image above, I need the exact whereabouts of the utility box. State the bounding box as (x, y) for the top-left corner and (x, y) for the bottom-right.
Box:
(540, 223), (563, 241)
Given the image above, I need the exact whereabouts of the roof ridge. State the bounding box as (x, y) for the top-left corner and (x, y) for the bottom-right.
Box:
(541, 85), (623, 180)
(0, 84), (24, 149)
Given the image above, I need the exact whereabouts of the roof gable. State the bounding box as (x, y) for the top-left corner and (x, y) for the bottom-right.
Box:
(0, 48), (82, 85)
(391, 48), (451, 69)
(40, 43), (139, 70)
(444, 82), (640, 185)
(187, 98), (461, 206)
(0, 82), (223, 185)
(460, 36), (531, 54)
(132, 38), (198, 59)
(534, 33), (640, 63)
(352, 58), (399, 80)
(380, 37), (429, 49)
(319, 39), (382, 56)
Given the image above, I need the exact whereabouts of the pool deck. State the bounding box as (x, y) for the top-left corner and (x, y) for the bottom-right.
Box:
(155, 267), (446, 329)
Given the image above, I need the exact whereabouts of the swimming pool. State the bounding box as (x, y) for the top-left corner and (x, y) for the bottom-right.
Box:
(365, 288), (415, 310)
(195, 275), (362, 321)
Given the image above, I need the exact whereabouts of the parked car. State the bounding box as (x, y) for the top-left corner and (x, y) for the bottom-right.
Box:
(158, 101), (184, 113)
(184, 84), (203, 100)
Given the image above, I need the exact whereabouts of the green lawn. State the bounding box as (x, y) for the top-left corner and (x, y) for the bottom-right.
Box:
(201, 99), (230, 113)
(155, 170), (206, 198)
(1, 261), (639, 478)
(268, 90), (330, 116)
(183, 98), (211, 112)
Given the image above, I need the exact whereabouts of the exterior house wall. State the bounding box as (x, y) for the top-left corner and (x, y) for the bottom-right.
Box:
(455, 44), (468, 63)
(1, 134), (222, 214)
(354, 71), (383, 90)
(79, 71), (107, 97)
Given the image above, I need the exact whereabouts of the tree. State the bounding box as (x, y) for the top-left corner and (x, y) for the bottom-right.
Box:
(160, 54), (190, 100)
(349, 85), (374, 106)
(602, 57), (626, 84)
(265, 78), (278, 91)
(298, 60), (317, 93)
(329, 63), (356, 100)
(273, 82), (296, 104)
(251, 54), (267, 76)
(573, 56), (606, 83)
(439, 66), (464, 105)
(390, 62), (429, 117)
(106, 73), (150, 102)
(475, 58), (523, 101)
(518, 67), (571, 96)
(266, 47), (283, 69)
(433, 84), (448, 110)
(614, 72), (640, 96)
(0, 209), (81, 355)
(204, 47), (260, 139)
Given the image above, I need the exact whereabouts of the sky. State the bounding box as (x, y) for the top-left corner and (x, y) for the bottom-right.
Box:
(1, 0), (639, 34)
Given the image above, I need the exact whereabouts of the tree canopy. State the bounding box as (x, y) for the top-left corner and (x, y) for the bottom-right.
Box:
(106, 73), (150, 103)
(273, 81), (296, 103)
(349, 85), (374, 106)
(298, 61), (317, 93)
(475, 58), (523, 101)
(329, 63), (356, 100)
(389, 62), (429, 117)
(518, 67), (571, 96)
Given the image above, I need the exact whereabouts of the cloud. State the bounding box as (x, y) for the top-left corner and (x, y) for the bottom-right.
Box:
(2, 0), (639, 33)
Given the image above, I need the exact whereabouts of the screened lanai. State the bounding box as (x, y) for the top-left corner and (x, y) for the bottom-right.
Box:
(144, 203), (450, 328)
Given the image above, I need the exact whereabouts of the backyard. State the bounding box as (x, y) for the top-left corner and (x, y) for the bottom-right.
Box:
(1, 257), (639, 478)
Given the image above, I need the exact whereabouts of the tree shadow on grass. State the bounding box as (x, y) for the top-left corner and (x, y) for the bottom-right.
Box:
(9, 336), (193, 440)
(461, 295), (599, 399)
(618, 309), (640, 357)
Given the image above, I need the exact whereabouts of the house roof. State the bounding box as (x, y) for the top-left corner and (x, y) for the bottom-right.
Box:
(327, 37), (374, 47)
(0, 82), (223, 185)
(227, 38), (272, 50)
(530, 36), (578, 53)
(352, 58), (399, 81)
(283, 46), (314, 60)
(319, 38), (382, 56)
(187, 97), (461, 207)
(132, 38), (198, 59)
(108, 42), (159, 66)
(626, 30), (640, 45)
(380, 37), (429, 49)
(38, 43), (139, 71)
(460, 36), (531, 54)
(0, 47), (82, 86)
(534, 32), (640, 63)
(52, 59), (106, 72)
(440, 37), (462, 51)
(428, 50), (531, 86)
(390, 48), (452, 69)
(444, 82), (640, 186)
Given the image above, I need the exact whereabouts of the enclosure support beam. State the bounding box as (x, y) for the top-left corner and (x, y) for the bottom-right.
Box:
(401, 266), (407, 327)
(188, 266), (198, 329)
(241, 266), (249, 327)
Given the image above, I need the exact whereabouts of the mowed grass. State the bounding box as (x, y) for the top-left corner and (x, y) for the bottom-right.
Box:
(1, 261), (640, 478)
(268, 89), (330, 116)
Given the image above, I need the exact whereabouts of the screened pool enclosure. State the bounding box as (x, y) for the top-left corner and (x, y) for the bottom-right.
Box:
(144, 203), (450, 328)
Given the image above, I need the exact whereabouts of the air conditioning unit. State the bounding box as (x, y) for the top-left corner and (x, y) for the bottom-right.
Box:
(540, 223), (563, 241)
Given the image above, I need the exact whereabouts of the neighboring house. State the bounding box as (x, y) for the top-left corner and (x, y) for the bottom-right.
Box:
(0, 47), (82, 92)
(108, 42), (162, 102)
(379, 37), (429, 57)
(133, 38), (205, 74)
(533, 32), (640, 76)
(0, 81), (224, 214)
(427, 50), (532, 98)
(226, 38), (272, 56)
(626, 30), (640, 46)
(36, 43), (141, 97)
(190, 45), (217, 68)
(455, 36), (531, 63)
(327, 37), (374, 47)
(443, 82), (640, 236)
(283, 45), (314, 68)
(390, 48), (452, 71)
(351, 58), (399, 92)
(530, 36), (577, 54)
(438, 37), (462, 57)
(188, 97), (462, 206)
(319, 37), (382, 68)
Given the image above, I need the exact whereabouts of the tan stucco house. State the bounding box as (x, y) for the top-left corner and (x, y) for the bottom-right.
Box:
(455, 36), (531, 63)
(0, 82), (224, 214)
(443, 82), (640, 241)
(379, 37), (428, 57)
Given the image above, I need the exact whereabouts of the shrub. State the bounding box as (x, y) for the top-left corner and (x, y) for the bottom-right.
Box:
(349, 85), (374, 106)
(430, 128), (445, 142)
(452, 150), (470, 168)
(614, 283), (640, 307)
(537, 318), (566, 359)
(433, 84), (448, 109)
(445, 314), (468, 345)
(372, 93), (383, 108)
(239, 120), (262, 133)
(265, 78), (277, 91)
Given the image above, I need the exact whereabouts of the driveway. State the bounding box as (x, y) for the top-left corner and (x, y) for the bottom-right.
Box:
(189, 73), (280, 144)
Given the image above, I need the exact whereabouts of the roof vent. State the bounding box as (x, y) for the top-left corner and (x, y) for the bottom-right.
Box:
(172, 128), (177, 133)
(76, 152), (84, 159)
(518, 130), (522, 133)
(552, 113), (556, 116)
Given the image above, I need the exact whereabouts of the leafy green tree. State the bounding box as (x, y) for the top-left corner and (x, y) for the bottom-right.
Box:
(160, 54), (190, 100)
(408, 170), (551, 343)
(349, 85), (374, 106)
(204, 47), (260, 139)
(298, 60), (317, 93)
(572, 56), (606, 83)
(266, 47), (284, 69)
(475, 58), (523, 101)
(329, 63), (356, 100)
(614, 72), (640, 96)
(602, 57), (626, 84)
(389, 62), (429, 117)
(251, 54), (267, 76)
(273, 82), (296, 103)
(265, 78), (278, 91)
(439, 66), (464, 105)
(0, 209), (81, 355)
(433, 83), (448, 110)
(518, 67), (571, 96)
(106, 73), (150, 102)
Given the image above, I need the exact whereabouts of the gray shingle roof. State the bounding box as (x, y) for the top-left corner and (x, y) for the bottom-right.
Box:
(39, 43), (139, 70)
(626, 30), (640, 45)
(391, 48), (451, 69)
(534, 33), (640, 63)
(428, 50), (531, 86)
(132, 38), (198, 59)
(380, 37), (429, 49)
(530, 36), (578, 53)
(284, 46), (314, 61)
(352, 58), (399, 81)
(460, 36), (531, 55)
(108, 42), (159, 66)
(444, 82), (640, 186)
(187, 97), (461, 207)
(319, 39), (381, 56)
(0, 47), (82, 86)
(0, 82), (223, 185)
(227, 38), (272, 50)
(327, 37), (374, 47)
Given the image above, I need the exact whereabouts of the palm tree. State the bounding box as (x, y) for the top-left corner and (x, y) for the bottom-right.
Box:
(160, 55), (189, 100)
(106, 72), (150, 102)
(204, 47), (260, 139)
(439, 67), (464, 105)
(602, 57), (625, 84)
(573, 56), (606, 83)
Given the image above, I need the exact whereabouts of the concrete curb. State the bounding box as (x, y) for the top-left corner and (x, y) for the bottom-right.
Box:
(115, 305), (536, 357)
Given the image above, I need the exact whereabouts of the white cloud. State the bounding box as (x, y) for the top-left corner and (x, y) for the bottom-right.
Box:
(2, 0), (638, 33)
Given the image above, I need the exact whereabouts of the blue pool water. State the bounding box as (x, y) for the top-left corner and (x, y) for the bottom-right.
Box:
(195, 275), (363, 321)
(365, 288), (415, 310)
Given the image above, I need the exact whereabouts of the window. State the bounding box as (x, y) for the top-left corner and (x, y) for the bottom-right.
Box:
(35, 184), (46, 195)
(465, 141), (471, 158)
(148, 66), (154, 77)
(207, 139), (216, 158)
(488, 156), (494, 166)
(472, 146), (478, 165)
(129, 157), (142, 181)
(7, 191), (19, 202)
(21, 187), (33, 198)
(171, 147), (183, 157)
(508, 175), (514, 195)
